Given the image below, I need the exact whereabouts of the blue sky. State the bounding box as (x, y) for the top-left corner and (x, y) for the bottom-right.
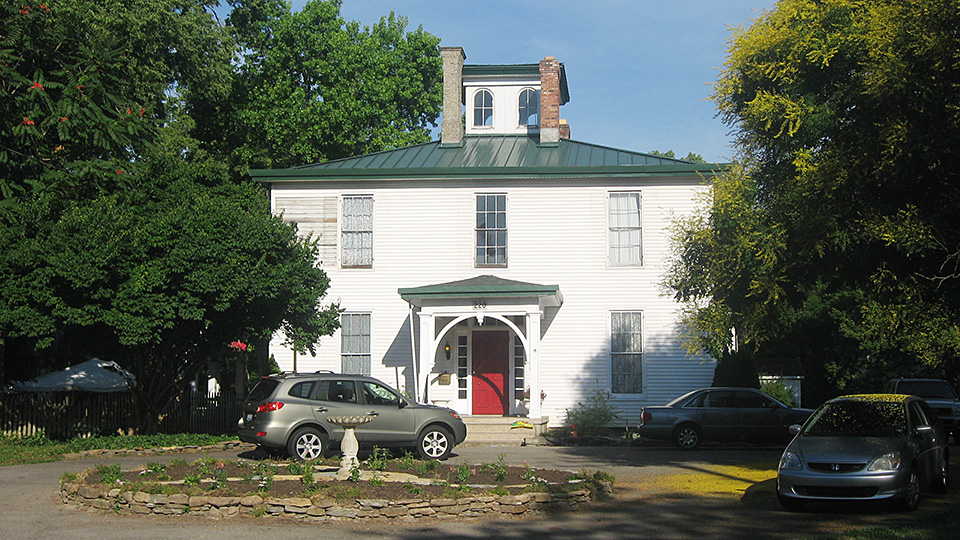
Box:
(274, 1), (777, 163)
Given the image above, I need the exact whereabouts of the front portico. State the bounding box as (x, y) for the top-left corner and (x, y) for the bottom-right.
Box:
(399, 276), (562, 421)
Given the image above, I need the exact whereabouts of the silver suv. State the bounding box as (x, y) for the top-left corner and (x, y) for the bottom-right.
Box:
(885, 378), (960, 443)
(237, 372), (467, 460)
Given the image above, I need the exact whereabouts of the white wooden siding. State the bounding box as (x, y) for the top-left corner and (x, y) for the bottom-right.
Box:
(269, 177), (715, 426)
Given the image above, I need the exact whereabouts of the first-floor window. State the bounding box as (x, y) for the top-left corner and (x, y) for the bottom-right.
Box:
(341, 313), (371, 375)
(611, 311), (643, 393)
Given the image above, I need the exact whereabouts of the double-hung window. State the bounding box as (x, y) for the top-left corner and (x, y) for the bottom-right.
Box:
(608, 192), (642, 265)
(611, 311), (643, 394)
(476, 194), (507, 266)
(341, 313), (371, 375)
(518, 88), (539, 127)
(474, 89), (494, 127)
(342, 196), (373, 267)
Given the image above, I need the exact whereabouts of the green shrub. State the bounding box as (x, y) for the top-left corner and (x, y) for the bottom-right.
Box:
(414, 459), (439, 477)
(562, 388), (620, 438)
(760, 379), (794, 406)
(366, 447), (390, 471)
(183, 474), (201, 486)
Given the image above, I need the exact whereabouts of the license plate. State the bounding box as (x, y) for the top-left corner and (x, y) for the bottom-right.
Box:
(245, 414), (253, 422)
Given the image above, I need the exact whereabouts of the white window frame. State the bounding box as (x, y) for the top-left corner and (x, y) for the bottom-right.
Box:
(608, 191), (643, 266)
(475, 193), (508, 267)
(610, 311), (643, 394)
(473, 89), (494, 128)
(340, 312), (372, 375)
(518, 88), (539, 127)
(341, 195), (373, 268)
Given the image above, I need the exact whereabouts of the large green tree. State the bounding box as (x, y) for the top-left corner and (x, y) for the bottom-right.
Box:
(0, 0), (232, 204)
(195, 0), (442, 174)
(667, 0), (960, 393)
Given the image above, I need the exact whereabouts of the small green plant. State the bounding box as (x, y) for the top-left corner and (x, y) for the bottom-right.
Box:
(287, 461), (304, 475)
(396, 449), (416, 470)
(522, 464), (549, 490)
(454, 463), (472, 483)
(144, 462), (166, 476)
(348, 464), (361, 483)
(96, 464), (123, 484)
(368, 474), (385, 486)
(490, 486), (510, 497)
(169, 458), (187, 467)
(194, 458), (214, 475)
(251, 505), (267, 517)
(485, 453), (508, 482)
(301, 464), (315, 488)
(183, 474), (201, 486)
(59, 472), (78, 483)
(366, 446), (391, 471)
(415, 459), (439, 477)
(209, 469), (229, 490)
(403, 482), (423, 495)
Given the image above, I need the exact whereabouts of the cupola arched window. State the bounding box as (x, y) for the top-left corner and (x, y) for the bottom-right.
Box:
(473, 89), (494, 127)
(518, 88), (539, 127)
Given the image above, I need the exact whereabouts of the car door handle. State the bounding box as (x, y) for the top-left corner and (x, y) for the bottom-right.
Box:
(315, 407), (328, 413)
(367, 411), (380, 416)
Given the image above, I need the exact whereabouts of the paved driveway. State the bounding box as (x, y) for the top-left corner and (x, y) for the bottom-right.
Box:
(0, 444), (951, 540)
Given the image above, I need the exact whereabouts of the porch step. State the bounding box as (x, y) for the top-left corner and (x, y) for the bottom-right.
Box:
(460, 416), (550, 447)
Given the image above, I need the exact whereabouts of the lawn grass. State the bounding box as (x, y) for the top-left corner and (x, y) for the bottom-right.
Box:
(0, 433), (235, 466)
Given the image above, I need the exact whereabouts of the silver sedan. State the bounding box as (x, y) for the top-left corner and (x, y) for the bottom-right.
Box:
(777, 394), (949, 511)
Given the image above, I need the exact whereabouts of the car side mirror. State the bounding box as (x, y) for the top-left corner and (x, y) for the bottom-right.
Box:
(789, 424), (802, 435)
(398, 399), (407, 409)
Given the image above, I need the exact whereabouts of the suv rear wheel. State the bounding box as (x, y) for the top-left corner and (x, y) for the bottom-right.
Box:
(417, 425), (453, 460)
(288, 427), (328, 461)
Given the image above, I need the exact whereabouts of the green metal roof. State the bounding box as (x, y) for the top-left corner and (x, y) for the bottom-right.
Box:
(399, 275), (563, 307)
(249, 135), (728, 182)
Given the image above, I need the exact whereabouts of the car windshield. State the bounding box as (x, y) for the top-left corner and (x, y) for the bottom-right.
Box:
(802, 400), (906, 437)
(897, 380), (957, 399)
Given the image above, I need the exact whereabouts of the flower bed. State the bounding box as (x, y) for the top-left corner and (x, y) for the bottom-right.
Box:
(60, 452), (614, 521)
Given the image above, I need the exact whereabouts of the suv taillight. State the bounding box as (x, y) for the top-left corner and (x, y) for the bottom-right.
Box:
(641, 410), (652, 423)
(256, 402), (284, 413)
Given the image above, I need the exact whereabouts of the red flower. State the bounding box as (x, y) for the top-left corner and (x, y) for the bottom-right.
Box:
(116, 169), (122, 175)
(139, 108), (145, 117)
(39, 4), (49, 12)
(30, 81), (44, 91)
(60, 117), (67, 122)
(229, 340), (248, 352)
(21, 117), (34, 126)
(20, 6), (30, 15)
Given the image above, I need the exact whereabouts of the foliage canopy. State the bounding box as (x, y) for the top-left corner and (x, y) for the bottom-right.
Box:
(667, 0), (960, 393)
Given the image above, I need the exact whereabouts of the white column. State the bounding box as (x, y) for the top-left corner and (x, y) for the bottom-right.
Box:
(417, 312), (436, 403)
(527, 311), (543, 420)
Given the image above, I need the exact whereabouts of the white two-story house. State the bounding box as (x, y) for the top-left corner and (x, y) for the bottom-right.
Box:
(250, 47), (724, 431)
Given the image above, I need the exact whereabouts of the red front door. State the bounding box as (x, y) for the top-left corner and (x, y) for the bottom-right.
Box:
(472, 331), (509, 415)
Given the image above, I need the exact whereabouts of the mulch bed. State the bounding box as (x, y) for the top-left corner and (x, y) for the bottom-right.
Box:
(75, 456), (582, 500)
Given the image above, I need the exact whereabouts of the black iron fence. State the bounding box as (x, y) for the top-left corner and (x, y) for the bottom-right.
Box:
(0, 391), (243, 439)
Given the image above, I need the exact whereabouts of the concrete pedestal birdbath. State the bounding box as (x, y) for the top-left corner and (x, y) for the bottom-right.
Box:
(326, 415), (375, 478)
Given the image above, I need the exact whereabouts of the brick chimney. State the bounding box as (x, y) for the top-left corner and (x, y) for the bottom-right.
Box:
(539, 56), (562, 145)
(440, 47), (466, 147)
(559, 119), (571, 140)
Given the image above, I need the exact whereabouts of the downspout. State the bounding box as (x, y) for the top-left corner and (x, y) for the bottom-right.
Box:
(408, 304), (419, 403)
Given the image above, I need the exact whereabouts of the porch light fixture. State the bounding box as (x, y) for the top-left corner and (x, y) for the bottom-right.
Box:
(444, 342), (451, 360)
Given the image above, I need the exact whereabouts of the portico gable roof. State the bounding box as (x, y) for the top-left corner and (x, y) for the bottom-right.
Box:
(399, 275), (563, 308)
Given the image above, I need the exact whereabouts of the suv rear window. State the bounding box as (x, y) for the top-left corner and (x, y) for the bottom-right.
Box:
(898, 381), (957, 399)
(247, 379), (280, 402)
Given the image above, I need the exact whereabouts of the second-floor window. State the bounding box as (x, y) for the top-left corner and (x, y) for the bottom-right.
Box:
(609, 192), (642, 266)
(476, 194), (507, 266)
(518, 88), (539, 127)
(342, 196), (373, 267)
(474, 89), (494, 127)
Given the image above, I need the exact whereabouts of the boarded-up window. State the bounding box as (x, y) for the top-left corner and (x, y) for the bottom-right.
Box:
(274, 197), (338, 267)
(341, 196), (373, 267)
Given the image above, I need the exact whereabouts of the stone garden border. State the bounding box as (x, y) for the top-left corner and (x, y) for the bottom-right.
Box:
(60, 481), (611, 520)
